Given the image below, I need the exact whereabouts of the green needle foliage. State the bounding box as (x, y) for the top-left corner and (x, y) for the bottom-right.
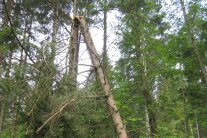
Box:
(0, 0), (207, 137)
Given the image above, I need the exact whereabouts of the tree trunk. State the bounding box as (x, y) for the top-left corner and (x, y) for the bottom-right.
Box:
(0, 103), (5, 131)
(102, 0), (108, 71)
(3, 0), (13, 27)
(145, 105), (150, 138)
(77, 16), (128, 138)
(179, 0), (207, 84)
(51, 0), (59, 63)
(143, 89), (156, 138)
(68, 0), (80, 90)
(195, 113), (201, 138)
(139, 44), (156, 137)
(5, 52), (13, 78)
(12, 99), (17, 138)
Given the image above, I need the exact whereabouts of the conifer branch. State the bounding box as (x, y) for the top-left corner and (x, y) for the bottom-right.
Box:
(3, 0), (35, 64)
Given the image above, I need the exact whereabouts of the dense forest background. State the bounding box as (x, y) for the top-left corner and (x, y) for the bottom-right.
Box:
(0, 0), (207, 137)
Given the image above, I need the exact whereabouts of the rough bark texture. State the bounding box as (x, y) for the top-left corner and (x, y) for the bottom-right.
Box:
(76, 16), (128, 138)
(68, 0), (79, 90)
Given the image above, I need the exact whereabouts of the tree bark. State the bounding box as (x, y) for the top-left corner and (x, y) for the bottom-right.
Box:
(68, 0), (80, 90)
(138, 44), (156, 137)
(195, 113), (201, 138)
(0, 103), (5, 131)
(144, 105), (150, 138)
(143, 89), (156, 138)
(102, 0), (108, 71)
(51, 0), (59, 63)
(3, 0), (13, 27)
(5, 52), (13, 78)
(76, 16), (128, 138)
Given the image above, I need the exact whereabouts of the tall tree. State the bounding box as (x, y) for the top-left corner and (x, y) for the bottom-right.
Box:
(68, 0), (80, 90)
(114, 0), (168, 137)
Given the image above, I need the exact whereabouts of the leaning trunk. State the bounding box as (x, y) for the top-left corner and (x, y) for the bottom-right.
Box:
(77, 16), (128, 138)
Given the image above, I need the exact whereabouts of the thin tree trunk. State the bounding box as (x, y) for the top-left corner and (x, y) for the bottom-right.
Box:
(77, 16), (128, 138)
(195, 113), (201, 138)
(51, 0), (59, 63)
(24, 15), (33, 64)
(189, 119), (194, 137)
(102, 0), (108, 71)
(68, 0), (79, 90)
(143, 89), (156, 138)
(145, 105), (150, 138)
(0, 103), (5, 131)
(12, 99), (17, 138)
(3, 0), (13, 27)
(139, 44), (156, 137)
(179, 0), (207, 84)
(5, 52), (13, 78)
(184, 119), (190, 138)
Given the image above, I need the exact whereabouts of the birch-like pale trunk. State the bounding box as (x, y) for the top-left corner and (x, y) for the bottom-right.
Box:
(76, 16), (128, 138)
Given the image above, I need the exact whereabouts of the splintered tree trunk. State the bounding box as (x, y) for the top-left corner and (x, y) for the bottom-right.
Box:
(68, 0), (79, 90)
(76, 16), (128, 138)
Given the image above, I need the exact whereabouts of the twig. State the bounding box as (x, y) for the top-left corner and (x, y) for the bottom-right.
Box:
(36, 98), (75, 134)
(3, 0), (35, 64)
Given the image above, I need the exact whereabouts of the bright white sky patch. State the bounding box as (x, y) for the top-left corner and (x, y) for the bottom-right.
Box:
(77, 10), (121, 86)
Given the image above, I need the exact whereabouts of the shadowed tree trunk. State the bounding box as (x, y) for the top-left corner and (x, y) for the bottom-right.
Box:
(68, 0), (80, 90)
(0, 103), (5, 131)
(51, 0), (59, 64)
